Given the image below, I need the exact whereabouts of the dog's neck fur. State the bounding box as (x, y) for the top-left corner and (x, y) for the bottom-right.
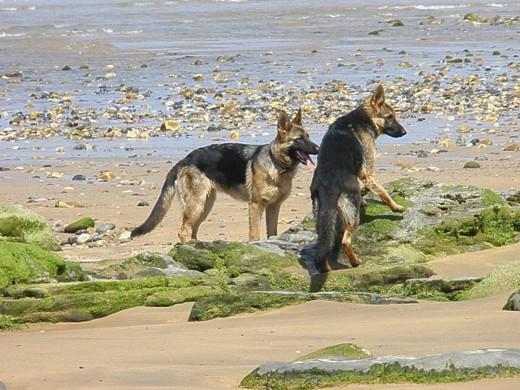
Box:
(269, 148), (292, 172)
(349, 105), (379, 139)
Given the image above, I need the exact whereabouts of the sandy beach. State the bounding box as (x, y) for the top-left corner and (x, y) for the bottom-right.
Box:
(1, 0), (520, 388)
(1, 148), (520, 389)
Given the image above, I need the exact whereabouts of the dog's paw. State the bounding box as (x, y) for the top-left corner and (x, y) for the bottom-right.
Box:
(391, 204), (406, 213)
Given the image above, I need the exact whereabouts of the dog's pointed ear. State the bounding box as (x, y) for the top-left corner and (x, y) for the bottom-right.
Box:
(277, 110), (290, 138)
(371, 84), (385, 108)
(291, 108), (302, 126)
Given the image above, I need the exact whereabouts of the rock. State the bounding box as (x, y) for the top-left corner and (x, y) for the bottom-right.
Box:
(160, 120), (181, 132)
(119, 231), (131, 242)
(119, 179), (144, 186)
(461, 261), (520, 300)
(72, 174), (86, 181)
(504, 290), (520, 311)
(0, 241), (84, 289)
(457, 125), (471, 133)
(463, 161), (480, 168)
(242, 349), (520, 388)
(96, 223), (116, 234)
(76, 233), (91, 244)
(0, 205), (61, 250)
(86, 251), (205, 280)
(64, 217), (95, 233)
(99, 171), (116, 180)
(504, 143), (519, 152)
(188, 291), (418, 322)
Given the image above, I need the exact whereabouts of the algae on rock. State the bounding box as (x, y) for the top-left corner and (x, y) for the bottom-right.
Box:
(0, 205), (61, 250)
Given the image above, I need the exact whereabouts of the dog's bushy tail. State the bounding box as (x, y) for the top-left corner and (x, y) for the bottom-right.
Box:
(313, 194), (342, 273)
(131, 167), (178, 238)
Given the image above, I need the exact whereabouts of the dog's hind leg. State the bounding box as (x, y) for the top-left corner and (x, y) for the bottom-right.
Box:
(177, 169), (215, 242)
(191, 188), (216, 240)
(337, 193), (362, 267)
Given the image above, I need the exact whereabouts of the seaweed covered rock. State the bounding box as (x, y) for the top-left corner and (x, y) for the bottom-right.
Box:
(0, 242), (84, 289)
(293, 178), (520, 269)
(63, 217), (95, 233)
(241, 348), (520, 389)
(0, 276), (216, 324)
(0, 205), (60, 250)
(85, 251), (205, 280)
(0, 206), (83, 289)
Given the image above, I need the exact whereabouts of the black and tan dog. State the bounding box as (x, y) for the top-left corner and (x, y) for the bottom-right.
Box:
(310, 85), (406, 273)
(131, 109), (319, 242)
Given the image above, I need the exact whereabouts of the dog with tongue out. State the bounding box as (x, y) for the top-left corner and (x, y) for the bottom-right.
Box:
(131, 108), (319, 243)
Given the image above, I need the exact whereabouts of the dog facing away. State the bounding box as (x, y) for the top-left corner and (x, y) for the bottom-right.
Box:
(131, 109), (319, 243)
(310, 84), (407, 273)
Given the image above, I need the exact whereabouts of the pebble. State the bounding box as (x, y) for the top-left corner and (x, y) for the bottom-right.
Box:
(55, 200), (80, 208)
(463, 161), (481, 169)
(96, 223), (116, 234)
(100, 172), (116, 180)
(504, 143), (519, 152)
(72, 174), (87, 181)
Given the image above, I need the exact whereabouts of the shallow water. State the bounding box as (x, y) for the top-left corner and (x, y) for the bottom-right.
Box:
(1, 0), (519, 162)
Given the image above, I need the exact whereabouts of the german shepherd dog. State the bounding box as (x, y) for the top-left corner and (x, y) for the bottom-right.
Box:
(131, 109), (319, 242)
(310, 85), (406, 273)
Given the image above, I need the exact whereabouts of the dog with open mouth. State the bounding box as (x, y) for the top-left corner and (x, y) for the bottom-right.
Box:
(131, 109), (319, 242)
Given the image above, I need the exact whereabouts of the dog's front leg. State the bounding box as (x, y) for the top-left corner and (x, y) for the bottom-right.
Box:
(360, 170), (405, 212)
(265, 201), (282, 238)
(248, 201), (264, 241)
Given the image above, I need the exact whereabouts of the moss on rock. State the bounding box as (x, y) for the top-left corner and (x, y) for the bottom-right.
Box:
(0, 276), (215, 325)
(64, 217), (95, 233)
(459, 261), (520, 300)
(0, 242), (84, 289)
(294, 343), (372, 362)
(0, 205), (60, 250)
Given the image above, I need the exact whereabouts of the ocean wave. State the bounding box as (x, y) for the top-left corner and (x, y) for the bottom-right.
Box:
(0, 32), (25, 38)
(379, 4), (470, 11)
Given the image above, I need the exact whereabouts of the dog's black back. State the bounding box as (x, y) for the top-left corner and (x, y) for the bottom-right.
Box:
(310, 113), (364, 273)
(176, 143), (258, 189)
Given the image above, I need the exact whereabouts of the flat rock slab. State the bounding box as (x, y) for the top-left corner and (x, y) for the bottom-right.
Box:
(255, 348), (520, 376)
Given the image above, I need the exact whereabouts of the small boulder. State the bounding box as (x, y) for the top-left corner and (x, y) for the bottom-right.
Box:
(64, 217), (95, 233)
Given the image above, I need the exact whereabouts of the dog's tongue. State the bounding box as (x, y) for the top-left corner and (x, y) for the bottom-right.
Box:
(305, 155), (316, 169)
(298, 151), (316, 169)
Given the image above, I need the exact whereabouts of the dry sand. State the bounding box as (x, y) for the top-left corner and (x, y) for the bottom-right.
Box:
(1, 143), (519, 389)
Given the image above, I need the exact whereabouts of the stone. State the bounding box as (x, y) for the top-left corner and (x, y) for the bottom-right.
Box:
(504, 143), (519, 152)
(463, 161), (480, 168)
(160, 120), (181, 132)
(242, 349), (520, 388)
(0, 205), (61, 250)
(0, 241), (84, 289)
(96, 223), (116, 235)
(504, 290), (520, 311)
(64, 217), (95, 233)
